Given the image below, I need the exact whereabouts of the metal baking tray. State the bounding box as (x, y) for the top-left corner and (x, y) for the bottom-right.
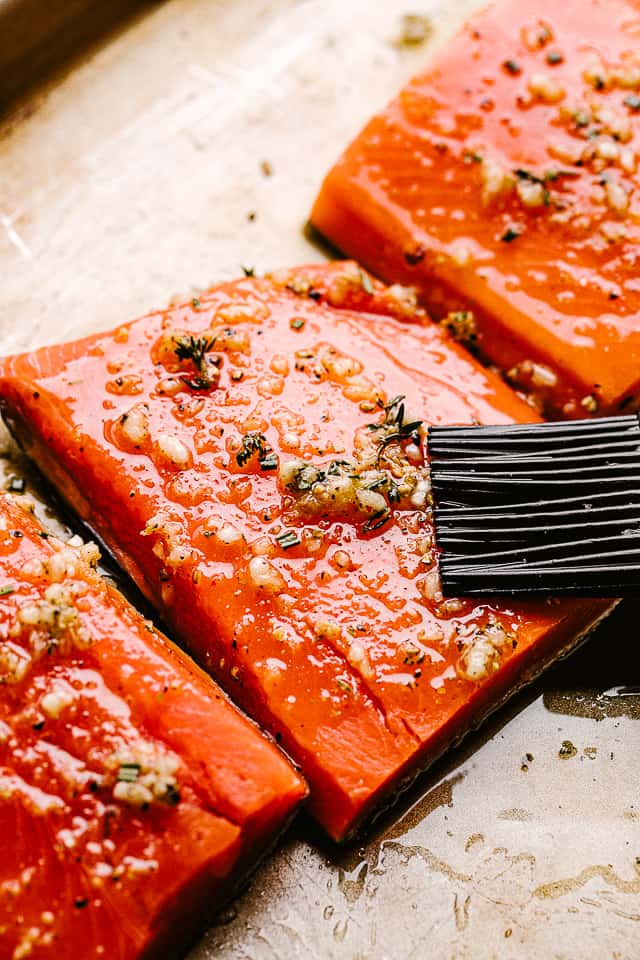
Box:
(0, 2), (638, 957)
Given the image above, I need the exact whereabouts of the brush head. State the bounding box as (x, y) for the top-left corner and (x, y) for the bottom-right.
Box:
(428, 415), (640, 597)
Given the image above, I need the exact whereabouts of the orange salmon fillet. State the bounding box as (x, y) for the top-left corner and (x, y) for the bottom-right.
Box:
(0, 496), (305, 960)
(0, 263), (614, 841)
(311, 0), (640, 417)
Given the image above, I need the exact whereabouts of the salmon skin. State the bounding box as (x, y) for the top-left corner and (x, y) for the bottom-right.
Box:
(0, 263), (614, 841)
(0, 496), (305, 960)
(311, 0), (640, 418)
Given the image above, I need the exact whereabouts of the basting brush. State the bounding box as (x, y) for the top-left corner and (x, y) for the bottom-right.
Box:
(428, 415), (640, 597)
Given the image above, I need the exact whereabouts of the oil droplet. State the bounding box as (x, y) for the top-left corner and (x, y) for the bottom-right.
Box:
(333, 917), (349, 943)
(558, 739), (577, 759)
(338, 862), (368, 904)
(465, 833), (484, 852)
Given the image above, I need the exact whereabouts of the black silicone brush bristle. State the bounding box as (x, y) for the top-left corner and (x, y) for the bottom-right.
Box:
(428, 415), (640, 597)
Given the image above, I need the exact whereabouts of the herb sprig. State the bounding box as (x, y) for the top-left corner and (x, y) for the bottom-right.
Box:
(173, 334), (216, 390)
(370, 395), (423, 464)
(236, 432), (278, 471)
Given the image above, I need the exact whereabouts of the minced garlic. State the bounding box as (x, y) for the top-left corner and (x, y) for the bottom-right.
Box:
(215, 522), (244, 546)
(528, 72), (565, 102)
(119, 403), (150, 446)
(22, 541), (99, 583)
(417, 567), (443, 604)
(155, 432), (190, 467)
(279, 396), (431, 531)
(457, 620), (510, 682)
(247, 556), (286, 594)
(458, 634), (500, 681)
(0, 641), (32, 684)
(604, 177), (629, 216)
(516, 177), (547, 208)
(111, 743), (180, 808)
(481, 157), (515, 204)
(40, 683), (75, 719)
(141, 512), (192, 568)
(15, 582), (91, 654)
(347, 639), (375, 681)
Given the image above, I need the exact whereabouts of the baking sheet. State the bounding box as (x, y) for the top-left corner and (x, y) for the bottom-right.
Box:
(0, 2), (638, 958)
(0, 0), (155, 110)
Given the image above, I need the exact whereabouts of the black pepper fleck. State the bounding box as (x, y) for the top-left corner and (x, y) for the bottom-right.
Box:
(503, 59), (522, 75)
(500, 226), (522, 243)
(404, 245), (426, 265)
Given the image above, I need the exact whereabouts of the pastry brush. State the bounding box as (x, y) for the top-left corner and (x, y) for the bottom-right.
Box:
(428, 415), (640, 597)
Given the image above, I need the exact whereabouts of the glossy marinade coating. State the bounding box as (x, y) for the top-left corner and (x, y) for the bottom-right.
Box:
(0, 496), (305, 960)
(0, 264), (613, 841)
(311, 0), (640, 417)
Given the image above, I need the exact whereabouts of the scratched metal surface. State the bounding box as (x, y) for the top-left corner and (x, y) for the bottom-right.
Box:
(0, 2), (638, 958)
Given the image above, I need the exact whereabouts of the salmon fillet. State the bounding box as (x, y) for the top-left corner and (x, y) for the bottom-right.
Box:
(0, 496), (305, 960)
(311, 0), (640, 417)
(0, 263), (614, 841)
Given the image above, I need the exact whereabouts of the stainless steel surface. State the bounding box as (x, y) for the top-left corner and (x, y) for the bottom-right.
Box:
(0, 2), (638, 957)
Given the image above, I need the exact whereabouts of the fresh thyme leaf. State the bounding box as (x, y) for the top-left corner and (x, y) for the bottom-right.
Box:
(402, 420), (423, 435)
(544, 168), (580, 181)
(290, 317), (305, 330)
(365, 477), (387, 491)
(376, 432), (404, 459)
(383, 395), (405, 417)
(514, 168), (544, 184)
(174, 334), (211, 366)
(276, 530), (301, 550)
(0, 584), (15, 596)
(369, 394), (424, 464)
(327, 460), (351, 476)
(363, 508), (391, 532)
(117, 763), (141, 783)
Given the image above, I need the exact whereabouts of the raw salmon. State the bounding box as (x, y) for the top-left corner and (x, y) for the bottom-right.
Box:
(0, 496), (305, 960)
(311, 0), (640, 417)
(0, 263), (614, 841)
